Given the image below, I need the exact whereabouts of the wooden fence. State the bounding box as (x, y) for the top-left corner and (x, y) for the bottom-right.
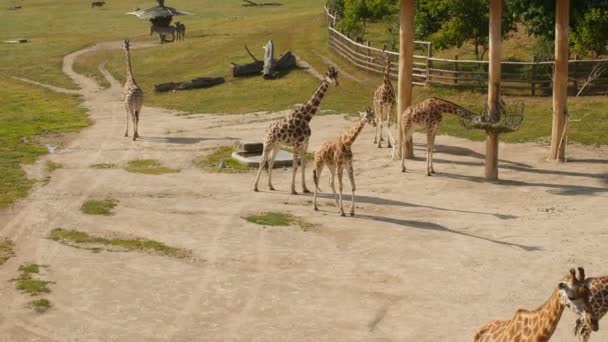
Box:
(324, 6), (608, 96)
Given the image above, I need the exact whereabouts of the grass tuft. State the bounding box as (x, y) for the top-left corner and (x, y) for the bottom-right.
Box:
(0, 239), (16, 266)
(194, 146), (251, 173)
(49, 228), (192, 259)
(243, 211), (317, 231)
(283, 147), (315, 161)
(80, 198), (118, 216)
(45, 161), (63, 173)
(12, 263), (53, 296)
(125, 159), (180, 175)
(90, 163), (117, 169)
(29, 298), (51, 313)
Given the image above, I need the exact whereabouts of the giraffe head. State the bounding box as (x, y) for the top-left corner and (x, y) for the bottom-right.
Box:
(324, 67), (339, 86)
(123, 40), (131, 51)
(372, 45), (390, 64)
(359, 107), (376, 127)
(559, 267), (599, 332)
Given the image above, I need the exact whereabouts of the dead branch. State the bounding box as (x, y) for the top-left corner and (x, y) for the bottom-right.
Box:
(241, 0), (283, 6)
(576, 62), (608, 97)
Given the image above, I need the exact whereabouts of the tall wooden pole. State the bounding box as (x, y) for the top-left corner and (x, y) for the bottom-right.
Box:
(484, 0), (502, 180)
(550, 0), (569, 161)
(396, 0), (415, 160)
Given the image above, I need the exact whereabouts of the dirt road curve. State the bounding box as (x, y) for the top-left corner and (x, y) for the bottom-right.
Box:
(0, 41), (607, 341)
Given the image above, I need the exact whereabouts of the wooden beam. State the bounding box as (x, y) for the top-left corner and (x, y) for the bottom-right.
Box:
(550, 0), (569, 161)
(485, 0), (502, 180)
(396, 0), (415, 160)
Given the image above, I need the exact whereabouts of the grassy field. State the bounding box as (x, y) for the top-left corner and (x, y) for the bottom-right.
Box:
(0, 78), (89, 209)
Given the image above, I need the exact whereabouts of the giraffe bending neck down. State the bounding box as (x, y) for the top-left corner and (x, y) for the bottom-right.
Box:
(253, 67), (339, 194)
(398, 96), (477, 176)
(574, 275), (607, 342)
(474, 268), (598, 342)
(312, 107), (376, 216)
(122, 40), (144, 141)
(372, 46), (396, 148)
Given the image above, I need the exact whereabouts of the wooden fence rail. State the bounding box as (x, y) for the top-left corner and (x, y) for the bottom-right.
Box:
(324, 6), (608, 96)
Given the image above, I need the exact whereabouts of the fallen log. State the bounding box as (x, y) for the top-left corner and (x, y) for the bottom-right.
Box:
(231, 43), (297, 79)
(241, 0), (283, 6)
(154, 77), (225, 92)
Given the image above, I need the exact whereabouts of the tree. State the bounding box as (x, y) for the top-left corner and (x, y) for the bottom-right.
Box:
(571, 7), (608, 57)
(510, 0), (608, 57)
(417, 0), (516, 60)
(338, 0), (398, 41)
(327, 0), (345, 16)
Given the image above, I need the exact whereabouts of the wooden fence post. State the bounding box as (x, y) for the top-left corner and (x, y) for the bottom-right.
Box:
(531, 56), (537, 96)
(426, 42), (432, 86)
(454, 55), (459, 84)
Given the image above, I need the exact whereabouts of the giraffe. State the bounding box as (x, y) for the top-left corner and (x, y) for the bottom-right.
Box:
(573, 275), (608, 341)
(474, 267), (599, 342)
(372, 46), (396, 148)
(397, 97), (478, 176)
(312, 107), (376, 217)
(122, 40), (144, 141)
(253, 67), (339, 194)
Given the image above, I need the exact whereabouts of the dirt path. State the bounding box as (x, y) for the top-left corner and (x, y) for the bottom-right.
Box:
(0, 41), (607, 342)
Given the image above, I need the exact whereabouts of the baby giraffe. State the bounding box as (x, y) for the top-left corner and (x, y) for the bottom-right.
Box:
(312, 107), (376, 216)
(474, 267), (599, 342)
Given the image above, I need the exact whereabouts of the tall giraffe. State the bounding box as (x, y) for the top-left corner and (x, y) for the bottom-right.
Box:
(122, 40), (144, 141)
(312, 107), (376, 216)
(474, 268), (598, 342)
(372, 46), (396, 148)
(253, 67), (339, 194)
(574, 275), (608, 341)
(397, 97), (477, 176)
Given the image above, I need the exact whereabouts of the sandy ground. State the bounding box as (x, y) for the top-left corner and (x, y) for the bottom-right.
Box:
(0, 41), (607, 342)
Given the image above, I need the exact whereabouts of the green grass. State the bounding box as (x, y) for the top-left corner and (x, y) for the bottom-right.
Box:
(49, 228), (192, 258)
(29, 298), (51, 313)
(283, 147), (315, 161)
(80, 198), (118, 216)
(0, 78), (90, 209)
(194, 146), (251, 173)
(45, 161), (63, 173)
(90, 163), (117, 169)
(12, 263), (53, 296)
(244, 212), (317, 231)
(125, 159), (179, 175)
(0, 239), (16, 266)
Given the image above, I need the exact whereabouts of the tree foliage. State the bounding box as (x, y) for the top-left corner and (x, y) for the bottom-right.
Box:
(571, 7), (608, 57)
(337, 0), (397, 41)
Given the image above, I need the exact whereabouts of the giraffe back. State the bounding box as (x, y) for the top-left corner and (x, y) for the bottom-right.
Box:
(588, 276), (608, 321)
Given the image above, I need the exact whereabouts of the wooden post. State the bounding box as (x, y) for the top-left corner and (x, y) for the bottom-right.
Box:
(531, 56), (537, 96)
(485, 0), (502, 180)
(454, 55), (459, 84)
(550, 0), (569, 161)
(396, 0), (415, 160)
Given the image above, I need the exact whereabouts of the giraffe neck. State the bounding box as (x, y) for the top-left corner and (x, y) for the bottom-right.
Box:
(383, 59), (392, 88)
(431, 97), (475, 118)
(125, 48), (136, 84)
(343, 118), (366, 146)
(520, 289), (565, 340)
(301, 81), (329, 122)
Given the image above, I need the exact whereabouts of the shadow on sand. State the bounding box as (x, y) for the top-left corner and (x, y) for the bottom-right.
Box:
(141, 136), (239, 145)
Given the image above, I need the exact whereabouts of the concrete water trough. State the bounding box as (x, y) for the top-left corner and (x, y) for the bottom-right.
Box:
(231, 141), (294, 168)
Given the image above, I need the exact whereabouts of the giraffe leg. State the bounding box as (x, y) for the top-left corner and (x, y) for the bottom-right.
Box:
(266, 147), (279, 190)
(347, 162), (355, 216)
(253, 143), (273, 192)
(133, 110), (140, 140)
(291, 149), (299, 195)
(401, 125), (414, 173)
(385, 104), (394, 148)
(124, 105), (130, 137)
(329, 166), (338, 207)
(377, 120), (383, 148)
(312, 162), (324, 211)
(337, 165), (345, 216)
(429, 128), (437, 174)
(300, 143), (310, 193)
